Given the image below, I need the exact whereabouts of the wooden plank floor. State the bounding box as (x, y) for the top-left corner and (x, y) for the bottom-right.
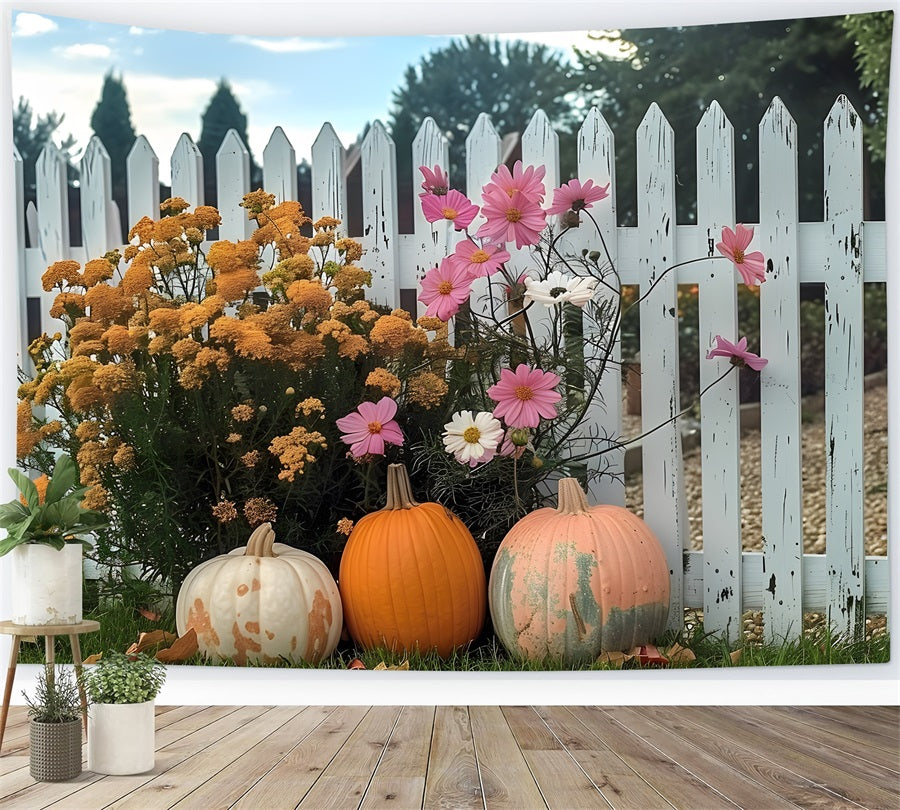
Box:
(0, 706), (896, 809)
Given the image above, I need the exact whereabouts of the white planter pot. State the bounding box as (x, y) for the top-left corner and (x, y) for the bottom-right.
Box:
(10, 543), (83, 625)
(87, 701), (156, 775)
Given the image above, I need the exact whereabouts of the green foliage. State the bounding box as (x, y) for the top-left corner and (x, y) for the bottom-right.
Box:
(575, 16), (886, 224)
(843, 11), (893, 161)
(90, 72), (137, 237)
(0, 454), (108, 556)
(197, 79), (259, 206)
(23, 666), (82, 723)
(83, 651), (166, 704)
(388, 35), (582, 222)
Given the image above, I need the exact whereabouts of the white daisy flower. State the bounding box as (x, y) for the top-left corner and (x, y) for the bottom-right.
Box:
(442, 410), (504, 466)
(523, 270), (598, 308)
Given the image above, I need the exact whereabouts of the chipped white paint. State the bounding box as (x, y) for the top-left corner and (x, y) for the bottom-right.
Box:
(636, 103), (687, 631)
(465, 113), (503, 322)
(759, 97), (804, 643)
(695, 101), (741, 643)
(262, 127), (297, 205)
(170, 133), (204, 208)
(80, 136), (114, 260)
(823, 96), (865, 639)
(360, 121), (399, 308)
(311, 123), (346, 226)
(410, 117), (451, 307)
(126, 135), (160, 229)
(574, 107), (623, 506)
(216, 129), (252, 241)
(16, 102), (889, 642)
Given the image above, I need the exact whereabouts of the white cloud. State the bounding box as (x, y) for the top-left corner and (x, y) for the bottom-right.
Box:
(129, 26), (161, 36)
(13, 12), (57, 37)
(60, 43), (113, 60)
(230, 35), (344, 54)
(488, 30), (635, 65)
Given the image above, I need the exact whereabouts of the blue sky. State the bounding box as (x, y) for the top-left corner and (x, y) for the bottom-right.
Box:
(10, 9), (606, 182)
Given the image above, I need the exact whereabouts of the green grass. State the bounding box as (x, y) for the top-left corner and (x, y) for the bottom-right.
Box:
(18, 596), (890, 671)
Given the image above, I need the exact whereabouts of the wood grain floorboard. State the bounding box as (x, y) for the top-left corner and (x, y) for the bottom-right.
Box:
(0, 705), (896, 809)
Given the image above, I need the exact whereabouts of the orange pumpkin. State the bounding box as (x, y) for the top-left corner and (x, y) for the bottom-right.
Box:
(338, 463), (486, 657)
(489, 477), (670, 665)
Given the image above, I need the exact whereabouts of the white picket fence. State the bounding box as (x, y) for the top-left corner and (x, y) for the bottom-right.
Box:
(13, 95), (889, 644)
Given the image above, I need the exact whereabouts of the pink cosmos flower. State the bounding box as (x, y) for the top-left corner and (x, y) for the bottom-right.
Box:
(706, 335), (768, 372)
(476, 190), (547, 249)
(546, 178), (611, 216)
(487, 364), (562, 428)
(483, 161), (546, 203)
(449, 239), (511, 279)
(418, 257), (473, 321)
(336, 397), (404, 457)
(420, 189), (479, 230)
(419, 164), (449, 196)
(716, 224), (766, 286)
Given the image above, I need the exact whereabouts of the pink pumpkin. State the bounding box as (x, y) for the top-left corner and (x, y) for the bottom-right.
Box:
(489, 478), (670, 665)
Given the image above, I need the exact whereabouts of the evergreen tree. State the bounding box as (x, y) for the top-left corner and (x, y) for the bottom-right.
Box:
(90, 71), (137, 235)
(12, 96), (77, 209)
(388, 36), (582, 228)
(574, 15), (884, 224)
(197, 79), (259, 207)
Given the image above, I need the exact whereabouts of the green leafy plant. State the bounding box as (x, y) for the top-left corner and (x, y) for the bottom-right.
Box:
(0, 453), (108, 556)
(83, 650), (167, 704)
(22, 665), (83, 723)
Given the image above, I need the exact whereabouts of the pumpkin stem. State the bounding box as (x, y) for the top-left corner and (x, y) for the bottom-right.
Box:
(384, 463), (420, 510)
(556, 478), (591, 515)
(244, 522), (278, 557)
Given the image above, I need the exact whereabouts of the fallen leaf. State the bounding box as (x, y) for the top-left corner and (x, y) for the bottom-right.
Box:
(661, 642), (697, 664)
(155, 628), (198, 663)
(373, 660), (410, 671)
(632, 644), (669, 666)
(82, 653), (103, 665)
(138, 607), (161, 622)
(596, 650), (633, 668)
(347, 658), (366, 670)
(729, 648), (743, 665)
(126, 630), (178, 655)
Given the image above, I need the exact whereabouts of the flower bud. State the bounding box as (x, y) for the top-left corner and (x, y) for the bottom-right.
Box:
(509, 428), (530, 447)
(530, 456), (544, 469)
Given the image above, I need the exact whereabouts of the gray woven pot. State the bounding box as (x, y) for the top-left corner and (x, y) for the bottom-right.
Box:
(29, 720), (83, 782)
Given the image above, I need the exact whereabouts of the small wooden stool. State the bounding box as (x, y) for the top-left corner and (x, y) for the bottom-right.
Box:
(0, 619), (100, 754)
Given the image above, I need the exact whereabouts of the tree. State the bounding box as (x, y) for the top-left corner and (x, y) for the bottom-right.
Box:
(12, 96), (77, 209)
(575, 15), (885, 225)
(388, 35), (583, 228)
(843, 11), (893, 162)
(90, 71), (137, 235)
(197, 79), (259, 208)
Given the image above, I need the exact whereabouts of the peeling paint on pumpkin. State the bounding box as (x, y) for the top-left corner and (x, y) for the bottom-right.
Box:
(304, 589), (333, 662)
(251, 578), (261, 592)
(245, 621), (260, 635)
(187, 598), (220, 648)
(236, 584), (249, 597)
(232, 621), (262, 666)
(265, 630), (275, 640)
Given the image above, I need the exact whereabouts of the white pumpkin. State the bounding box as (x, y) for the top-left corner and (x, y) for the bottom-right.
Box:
(175, 522), (343, 665)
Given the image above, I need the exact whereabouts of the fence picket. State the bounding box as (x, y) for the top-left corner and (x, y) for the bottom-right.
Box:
(575, 107), (623, 506)
(170, 133), (204, 208)
(636, 104), (688, 630)
(35, 142), (70, 338)
(360, 120), (399, 308)
(696, 101), (742, 642)
(759, 97), (804, 643)
(823, 96), (865, 639)
(465, 113), (502, 322)
(127, 135), (160, 230)
(13, 147), (26, 368)
(263, 126), (297, 205)
(311, 123), (346, 225)
(80, 136), (114, 259)
(216, 129), (252, 240)
(409, 118), (452, 312)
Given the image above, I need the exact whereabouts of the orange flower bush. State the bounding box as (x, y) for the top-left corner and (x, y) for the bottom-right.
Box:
(18, 192), (454, 588)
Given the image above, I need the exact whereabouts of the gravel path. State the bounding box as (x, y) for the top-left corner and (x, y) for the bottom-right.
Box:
(620, 378), (889, 641)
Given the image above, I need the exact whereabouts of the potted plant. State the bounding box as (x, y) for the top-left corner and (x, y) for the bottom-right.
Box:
(0, 454), (108, 625)
(22, 665), (84, 782)
(83, 651), (166, 775)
